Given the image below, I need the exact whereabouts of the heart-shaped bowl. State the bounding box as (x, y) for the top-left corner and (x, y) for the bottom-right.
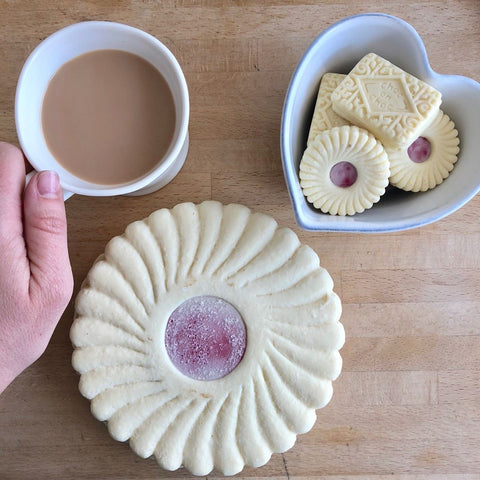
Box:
(281, 13), (480, 232)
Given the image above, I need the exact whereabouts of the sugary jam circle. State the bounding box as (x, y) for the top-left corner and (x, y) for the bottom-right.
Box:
(329, 161), (358, 187)
(407, 136), (432, 163)
(165, 296), (247, 381)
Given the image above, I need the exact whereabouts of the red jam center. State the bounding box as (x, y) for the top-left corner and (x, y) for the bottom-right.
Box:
(165, 296), (247, 381)
(407, 136), (431, 163)
(329, 161), (358, 187)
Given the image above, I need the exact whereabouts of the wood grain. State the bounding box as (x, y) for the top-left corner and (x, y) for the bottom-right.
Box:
(1, 1), (479, 479)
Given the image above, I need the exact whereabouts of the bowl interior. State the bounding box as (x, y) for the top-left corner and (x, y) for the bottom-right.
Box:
(281, 13), (480, 232)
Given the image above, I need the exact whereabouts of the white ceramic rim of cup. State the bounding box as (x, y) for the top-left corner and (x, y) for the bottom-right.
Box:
(15, 21), (189, 196)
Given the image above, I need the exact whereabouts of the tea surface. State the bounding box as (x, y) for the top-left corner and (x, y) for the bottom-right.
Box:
(42, 49), (176, 185)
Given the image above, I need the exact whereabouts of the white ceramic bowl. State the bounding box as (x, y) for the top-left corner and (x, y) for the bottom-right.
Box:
(281, 13), (480, 232)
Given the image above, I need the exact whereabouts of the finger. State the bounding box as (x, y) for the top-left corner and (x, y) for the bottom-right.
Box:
(0, 142), (26, 246)
(23, 170), (73, 309)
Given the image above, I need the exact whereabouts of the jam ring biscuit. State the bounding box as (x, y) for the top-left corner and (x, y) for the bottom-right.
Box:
(300, 126), (390, 215)
(70, 201), (344, 476)
(386, 110), (460, 192)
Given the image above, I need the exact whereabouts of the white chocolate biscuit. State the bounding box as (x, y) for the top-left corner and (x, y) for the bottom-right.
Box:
(386, 110), (460, 192)
(70, 201), (344, 476)
(300, 126), (390, 216)
(307, 73), (350, 145)
(331, 53), (442, 148)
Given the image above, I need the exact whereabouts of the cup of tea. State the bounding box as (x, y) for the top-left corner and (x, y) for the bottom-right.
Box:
(15, 21), (189, 198)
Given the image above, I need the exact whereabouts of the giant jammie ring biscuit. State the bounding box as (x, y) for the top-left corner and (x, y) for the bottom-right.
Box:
(70, 201), (344, 476)
(300, 125), (390, 215)
(386, 110), (460, 192)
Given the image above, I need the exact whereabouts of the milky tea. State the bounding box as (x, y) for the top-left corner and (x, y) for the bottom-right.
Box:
(41, 49), (176, 186)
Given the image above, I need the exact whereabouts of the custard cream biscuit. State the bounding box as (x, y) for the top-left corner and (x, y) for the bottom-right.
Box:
(331, 53), (442, 148)
(307, 73), (350, 145)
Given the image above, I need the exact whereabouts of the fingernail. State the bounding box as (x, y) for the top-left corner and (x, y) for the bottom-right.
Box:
(37, 171), (60, 198)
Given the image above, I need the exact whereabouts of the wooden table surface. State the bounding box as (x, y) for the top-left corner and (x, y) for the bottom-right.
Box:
(1, 1), (480, 479)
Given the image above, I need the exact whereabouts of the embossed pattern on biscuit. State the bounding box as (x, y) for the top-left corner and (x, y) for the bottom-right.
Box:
(386, 110), (460, 192)
(300, 126), (390, 215)
(307, 73), (350, 145)
(70, 201), (344, 476)
(331, 53), (442, 148)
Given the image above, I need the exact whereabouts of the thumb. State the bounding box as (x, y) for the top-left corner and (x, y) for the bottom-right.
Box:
(23, 171), (73, 306)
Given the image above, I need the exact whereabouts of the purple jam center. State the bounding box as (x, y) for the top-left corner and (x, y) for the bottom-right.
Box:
(407, 136), (431, 163)
(164, 296), (247, 381)
(329, 161), (358, 188)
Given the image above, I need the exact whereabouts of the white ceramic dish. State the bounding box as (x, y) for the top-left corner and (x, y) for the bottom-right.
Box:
(281, 13), (480, 232)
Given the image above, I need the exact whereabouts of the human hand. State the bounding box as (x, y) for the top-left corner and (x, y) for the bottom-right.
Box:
(0, 142), (73, 394)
